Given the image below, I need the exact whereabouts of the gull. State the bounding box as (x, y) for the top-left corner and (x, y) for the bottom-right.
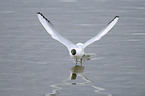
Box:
(37, 12), (119, 64)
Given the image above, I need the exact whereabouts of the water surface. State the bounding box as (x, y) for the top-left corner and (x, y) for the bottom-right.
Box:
(0, 0), (145, 96)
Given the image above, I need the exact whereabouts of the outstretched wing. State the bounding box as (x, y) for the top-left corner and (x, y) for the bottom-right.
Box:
(37, 12), (76, 50)
(83, 16), (119, 48)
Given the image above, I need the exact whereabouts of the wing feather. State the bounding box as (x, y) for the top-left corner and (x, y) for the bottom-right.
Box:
(37, 12), (76, 50)
(83, 16), (119, 48)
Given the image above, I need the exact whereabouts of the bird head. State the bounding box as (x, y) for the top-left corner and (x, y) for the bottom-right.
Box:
(71, 49), (76, 55)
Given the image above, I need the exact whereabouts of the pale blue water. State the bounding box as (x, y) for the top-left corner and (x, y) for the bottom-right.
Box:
(0, 0), (145, 96)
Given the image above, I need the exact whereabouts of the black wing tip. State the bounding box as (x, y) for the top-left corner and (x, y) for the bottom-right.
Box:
(37, 12), (53, 25)
(108, 16), (119, 24)
(37, 12), (44, 17)
(113, 16), (119, 20)
(37, 12), (41, 14)
(115, 16), (119, 18)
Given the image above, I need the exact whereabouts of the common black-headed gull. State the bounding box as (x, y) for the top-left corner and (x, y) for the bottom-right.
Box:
(37, 12), (119, 64)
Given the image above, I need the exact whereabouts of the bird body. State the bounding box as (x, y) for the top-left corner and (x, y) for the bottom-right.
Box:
(37, 12), (119, 64)
(69, 43), (85, 60)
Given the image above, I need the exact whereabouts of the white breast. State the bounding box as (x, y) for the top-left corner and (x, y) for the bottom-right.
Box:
(69, 43), (85, 59)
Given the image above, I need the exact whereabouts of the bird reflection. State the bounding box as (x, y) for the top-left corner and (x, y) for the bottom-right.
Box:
(45, 65), (111, 96)
(66, 65), (92, 85)
(71, 65), (85, 80)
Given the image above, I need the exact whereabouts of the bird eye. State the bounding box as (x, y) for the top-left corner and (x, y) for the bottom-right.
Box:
(71, 49), (76, 55)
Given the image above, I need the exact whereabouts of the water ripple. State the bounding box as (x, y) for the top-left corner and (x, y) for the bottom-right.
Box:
(0, 11), (15, 14)
(45, 65), (112, 96)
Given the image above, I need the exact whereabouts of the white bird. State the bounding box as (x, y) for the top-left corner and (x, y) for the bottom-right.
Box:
(37, 12), (119, 64)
